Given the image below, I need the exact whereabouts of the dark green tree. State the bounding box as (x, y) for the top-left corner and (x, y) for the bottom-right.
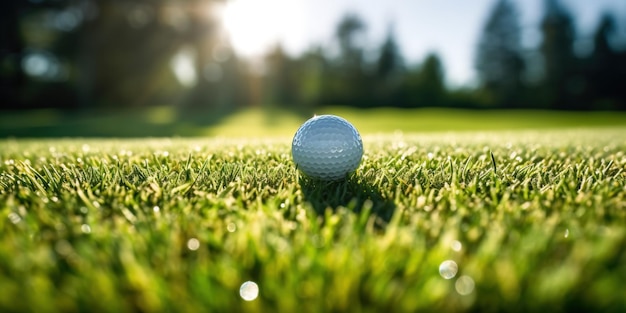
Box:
(264, 44), (298, 107)
(376, 27), (403, 79)
(75, 1), (187, 108)
(328, 13), (372, 107)
(296, 46), (327, 110)
(374, 26), (405, 106)
(0, 0), (24, 109)
(586, 13), (625, 109)
(403, 53), (446, 107)
(475, 0), (525, 108)
(539, 0), (579, 109)
(1, 0), (78, 109)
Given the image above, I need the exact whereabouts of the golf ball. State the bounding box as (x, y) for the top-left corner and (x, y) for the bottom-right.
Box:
(292, 115), (363, 180)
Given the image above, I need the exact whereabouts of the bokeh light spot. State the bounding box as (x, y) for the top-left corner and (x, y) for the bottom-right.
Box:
(239, 281), (259, 301)
(451, 240), (462, 252)
(455, 275), (475, 295)
(187, 238), (200, 251)
(439, 260), (458, 279)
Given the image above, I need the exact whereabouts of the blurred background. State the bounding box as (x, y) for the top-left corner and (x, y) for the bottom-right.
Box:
(1, 0), (626, 137)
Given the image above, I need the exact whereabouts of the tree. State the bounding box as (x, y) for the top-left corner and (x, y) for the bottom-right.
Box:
(0, 0), (25, 109)
(296, 47), (327, 110)
(328, 13), (371, 107)
(264, 44), (297, 107)
(183, 0), (242, 111)
(539, 0), (578, 109)
(376, 27), (403, 79)
(374, 26), (404, 106)
(586, 13), (626, 109)
(335, 13), (366, 69)
(403, 53), (446, 108)
(75, 0), (190, 109)
(475, 0), (525, 108)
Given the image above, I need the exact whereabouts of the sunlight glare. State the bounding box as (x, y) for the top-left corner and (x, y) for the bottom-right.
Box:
(222, 0), (305, 56)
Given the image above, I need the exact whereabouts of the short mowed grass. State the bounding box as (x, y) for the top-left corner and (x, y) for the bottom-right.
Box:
(1, 112), (626, 312)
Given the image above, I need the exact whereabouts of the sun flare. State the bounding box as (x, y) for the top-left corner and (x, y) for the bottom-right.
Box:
(222, 0), (305, 56)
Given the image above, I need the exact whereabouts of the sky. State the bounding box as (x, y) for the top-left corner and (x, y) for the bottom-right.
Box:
(222, 0), (626, 86)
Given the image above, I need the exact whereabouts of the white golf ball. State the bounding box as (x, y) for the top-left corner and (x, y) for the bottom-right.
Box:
(292, 115), (363, 180)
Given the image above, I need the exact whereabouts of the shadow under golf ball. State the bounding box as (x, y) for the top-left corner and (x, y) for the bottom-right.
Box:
(297, 174), (396, 229)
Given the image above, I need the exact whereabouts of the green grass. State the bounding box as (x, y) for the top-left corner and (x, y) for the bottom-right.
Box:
(2, 106), (626, 137)
(1, 127), (625, 312)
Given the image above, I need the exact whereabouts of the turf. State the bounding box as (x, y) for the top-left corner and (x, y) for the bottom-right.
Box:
(1, 128), (625, 312)
(2, 106), (626, 137)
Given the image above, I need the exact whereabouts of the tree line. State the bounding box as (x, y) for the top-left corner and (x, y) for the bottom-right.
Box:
(1, 0), (625, 112)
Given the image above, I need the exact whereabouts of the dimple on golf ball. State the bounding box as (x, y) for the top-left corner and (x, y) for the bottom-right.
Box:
(291, 115), (363, 180)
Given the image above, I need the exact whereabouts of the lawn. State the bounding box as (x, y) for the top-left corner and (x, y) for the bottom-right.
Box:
(1, 109), (625, 312)
(2, 106), (626, 137)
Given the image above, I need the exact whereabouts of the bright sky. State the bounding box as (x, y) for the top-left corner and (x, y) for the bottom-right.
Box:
(222, 0), (626, 86)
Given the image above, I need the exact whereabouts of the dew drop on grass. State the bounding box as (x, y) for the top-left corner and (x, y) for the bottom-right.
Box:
(187, 238), (200, 251)
(227, 223), (237, 232)
(564, 229), (569, 238)
(455, 275), (475, 295)
(153, 206), (160, 213)
(240, 281), (259, 301)
(439, 260), (458, 279)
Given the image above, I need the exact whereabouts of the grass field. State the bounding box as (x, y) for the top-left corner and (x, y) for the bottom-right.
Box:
(1, 109), (626, 312)
(2, 106), (626, 137)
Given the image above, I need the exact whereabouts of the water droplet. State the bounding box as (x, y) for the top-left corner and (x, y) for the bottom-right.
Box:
(187, 238), (200, 251)
(153, 206), (160, 213)
(451, 240), (462, 252)
(439, 260), (458, 279)
(239, 281), (259, 301)
(81, 224), (91, 234)
(80, 207), (89, 214)
(227, 223), (237, 233)
(455, 275), (475, 295)
(564, 229), (569, 238)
